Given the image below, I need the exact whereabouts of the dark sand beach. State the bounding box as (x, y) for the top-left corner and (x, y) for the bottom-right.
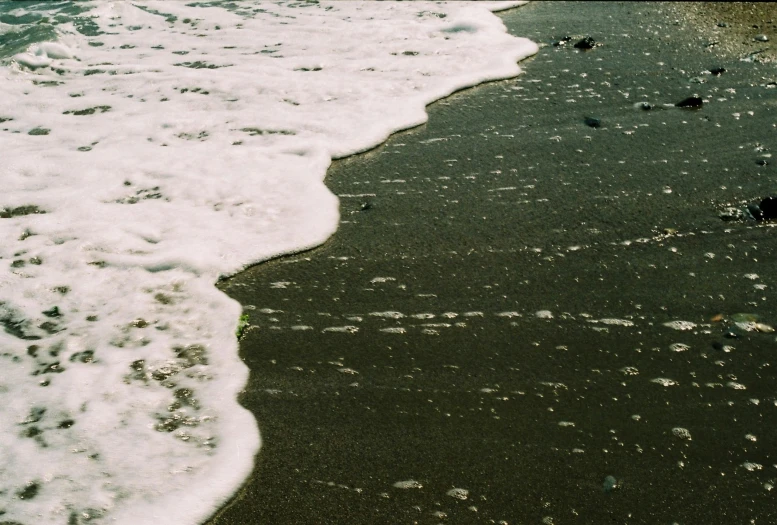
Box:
(211, 3), (777, 523)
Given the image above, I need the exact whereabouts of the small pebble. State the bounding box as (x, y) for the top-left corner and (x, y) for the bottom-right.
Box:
(603, 475), (619, 493)
(676, 96), (703, 109)
(574, 36), (597, 50)
(755, 34), (769, 42)
(583, 116), (601, 128)
(708, 67), (726, 76)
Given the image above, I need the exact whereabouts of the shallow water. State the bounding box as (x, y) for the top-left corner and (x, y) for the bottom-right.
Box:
(216, 2), (777, 523)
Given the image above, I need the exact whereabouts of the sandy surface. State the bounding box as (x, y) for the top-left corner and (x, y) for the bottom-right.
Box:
(671, 2), (777, 62)
(210, 3), (777, 523)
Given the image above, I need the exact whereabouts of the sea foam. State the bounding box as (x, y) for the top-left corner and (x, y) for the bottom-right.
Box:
(0, 1), (536, 523)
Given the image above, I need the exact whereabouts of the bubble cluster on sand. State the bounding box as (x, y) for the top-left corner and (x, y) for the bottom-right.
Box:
(394, 480), (424, 489)
(672, 427), (692, 440)
(663, 320), (698, 331)
(446, 487), (470, 500)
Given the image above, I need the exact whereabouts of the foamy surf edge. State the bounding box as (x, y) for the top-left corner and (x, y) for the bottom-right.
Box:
(0, 2), (537, 523)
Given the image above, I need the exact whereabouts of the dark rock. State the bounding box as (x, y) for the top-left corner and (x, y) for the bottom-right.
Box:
(637, 102), (653, 111)
(708, 67), (726, 76)
(756, 159), (768, 166)
(717, 22), (729, 28)
(574, 36), (598, 50)
(676, 96), (703, 109)
(746, 203), (763, 220)
(759, 196), (777, 219)
(583, 116), (601, 128)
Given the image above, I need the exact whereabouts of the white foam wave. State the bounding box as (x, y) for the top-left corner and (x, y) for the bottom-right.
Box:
(0, 1), (536, 523)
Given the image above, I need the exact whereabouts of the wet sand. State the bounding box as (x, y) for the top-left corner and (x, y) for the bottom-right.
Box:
(210, 3), (777, 524)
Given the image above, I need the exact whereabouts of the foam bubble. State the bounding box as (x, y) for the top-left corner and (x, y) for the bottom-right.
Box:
(393, 480), (424, 489)
(447, 487), (470, 500)
(652, 378), (679, 387)
(663, 320), (697, 331)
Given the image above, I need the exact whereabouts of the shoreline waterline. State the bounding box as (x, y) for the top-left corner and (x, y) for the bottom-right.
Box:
(214, 2), (777, 523)
(0, 2), (537, 523)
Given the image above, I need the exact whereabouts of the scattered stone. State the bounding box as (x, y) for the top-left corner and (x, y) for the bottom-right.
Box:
(746, 203), (763, 220)
(708, 67), (726, 76)
(603, 475), (619, 493)
(759, 196), (777, 219)
(675, 96), (703, 109)
(717, 22), (729, 28)
(553, 36), (572, 47)
(754, 34), (769, 42)
(583, 116), (601, 128)
(730, 313), (760, 324)
(637, 101), (653, 111)
(574, 36), (598, 50)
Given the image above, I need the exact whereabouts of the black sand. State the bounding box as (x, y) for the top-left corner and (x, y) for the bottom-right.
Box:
(211, 3), (777, 523)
